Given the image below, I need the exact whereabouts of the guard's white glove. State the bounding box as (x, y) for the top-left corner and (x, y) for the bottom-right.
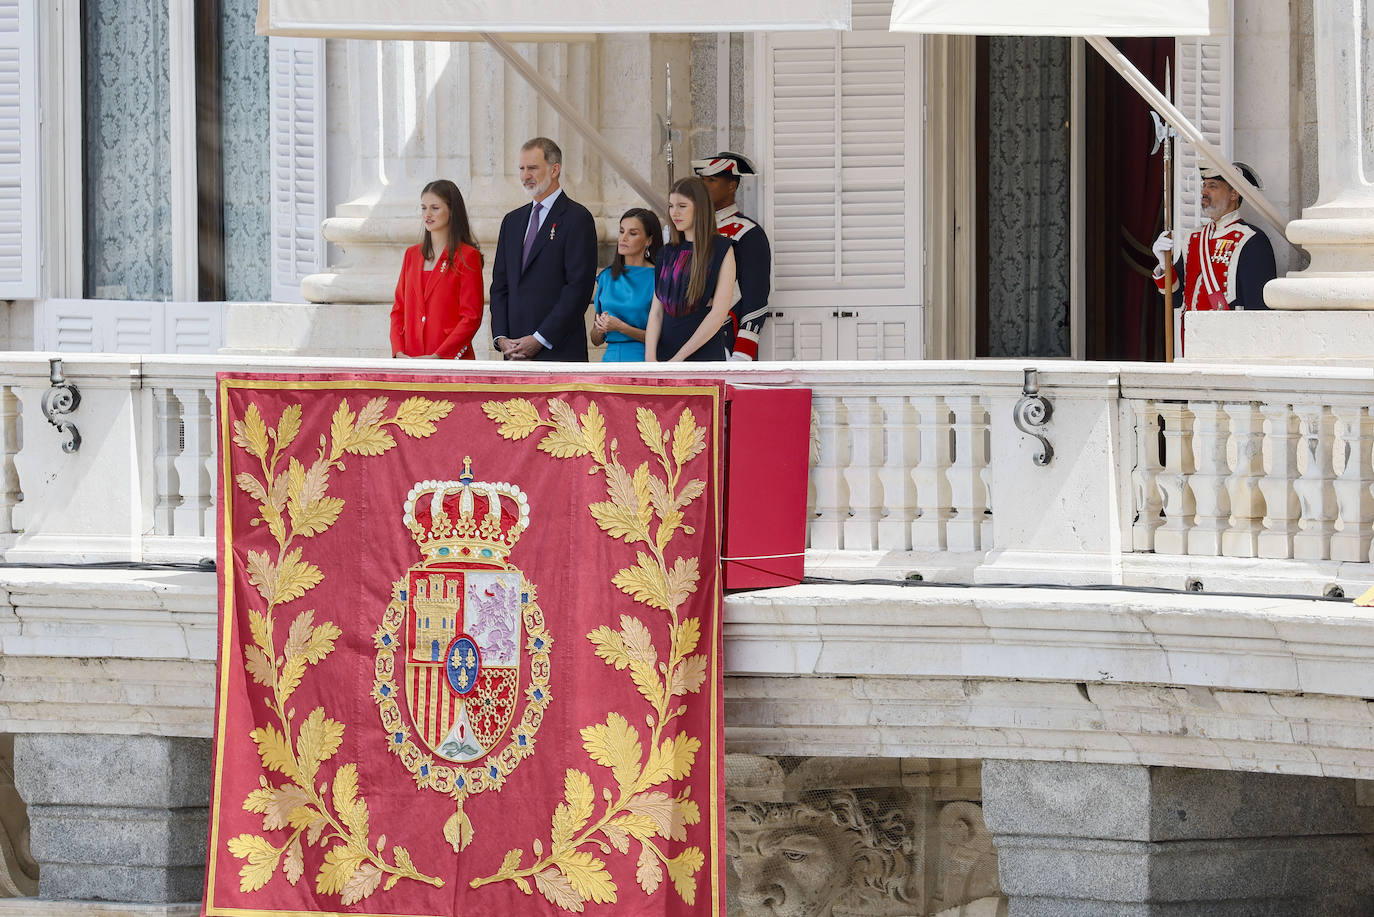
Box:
(1151, 231), (1174, 273)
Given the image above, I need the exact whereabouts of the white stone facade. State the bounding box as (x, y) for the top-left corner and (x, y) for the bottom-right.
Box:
(7, 0), (1374, 910)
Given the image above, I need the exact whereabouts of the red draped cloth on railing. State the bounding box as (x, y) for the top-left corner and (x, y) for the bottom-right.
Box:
(205, 373), (725, 917)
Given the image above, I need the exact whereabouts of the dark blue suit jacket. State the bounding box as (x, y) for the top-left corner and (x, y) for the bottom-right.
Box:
(489, 191), (598, 361)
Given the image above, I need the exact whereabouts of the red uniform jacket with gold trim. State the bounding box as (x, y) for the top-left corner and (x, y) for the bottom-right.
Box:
(390, 243), (484, 359)
(715, 204), (772, 360)
(1153, 210), (1276, 312)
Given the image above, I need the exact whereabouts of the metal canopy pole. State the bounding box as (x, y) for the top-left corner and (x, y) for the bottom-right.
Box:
(1085, 34), (1288, 237)
(480, 32), (662, 211)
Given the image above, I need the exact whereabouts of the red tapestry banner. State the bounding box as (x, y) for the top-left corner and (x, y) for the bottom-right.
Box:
(205, 375), (724, 917)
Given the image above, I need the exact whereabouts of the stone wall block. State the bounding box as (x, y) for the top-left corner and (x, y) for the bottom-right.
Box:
(27, 806), (206, 868)
(29, 864), (203, 906)
(1148, 766), (1373, 840)
(13, 736), (210, 904)
(1146, 836), (1372, 903)
(13, 736), (210, 810)
(983, 759), (1374, 915)
(982, 760), (1153, 840)
(990, 836), (1151, 901)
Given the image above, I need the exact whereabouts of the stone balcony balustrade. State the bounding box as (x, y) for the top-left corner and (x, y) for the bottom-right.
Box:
(6, 356), (1374, 591)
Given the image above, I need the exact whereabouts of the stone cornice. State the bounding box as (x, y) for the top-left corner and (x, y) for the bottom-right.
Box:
(724, 584), (1374, 779)
(5, 573), (1373, 778)
(724, 584), (1374, 698)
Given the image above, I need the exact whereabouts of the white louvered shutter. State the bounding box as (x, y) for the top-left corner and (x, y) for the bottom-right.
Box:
(1174, 11), (1232, 232)
(768, 37), (840, 291)
(42, 301), (99, 351)
(843, 305), (921, 360)
(269, 37), (326, 303)
(762, 0), (922, 309)
(0, 0), (39, 299)
(764, 310), (837, 360)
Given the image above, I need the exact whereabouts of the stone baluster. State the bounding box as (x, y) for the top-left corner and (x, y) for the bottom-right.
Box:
(911, 395), (952, 550)
(979, 430), (994, 549)
(1331, 405), (1374, 562)
(1186, 403), (1231, 556)
(1152, 402), (1195, 555)
(172, 387), (213, 538)
(876, 394), (917, 550)
(1130, 400), (1163, 552)
(9, 383), (36, 536)
(945, 394), (990, 552)
(841, 396), (883, 551)
(810, 396), (849, 550)
(151, 388), (181, 537)
(0, 387), (20, 535)
(1221, 402), (1265, 558)
(1258, 404), (1301, 559)
(1292, 404), (1338, 561)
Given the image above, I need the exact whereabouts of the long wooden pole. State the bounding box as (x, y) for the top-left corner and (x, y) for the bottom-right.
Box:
(1085, 35), (1288, 237)
(1163, 133), (1175, 362)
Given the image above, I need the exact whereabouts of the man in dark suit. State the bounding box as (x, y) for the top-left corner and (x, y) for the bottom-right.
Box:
(490, 137), (598, 361)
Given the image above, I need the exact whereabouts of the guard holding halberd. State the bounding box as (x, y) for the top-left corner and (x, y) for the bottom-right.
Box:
(1151, 161), (1277, 315)
(691, 152), (773, 361)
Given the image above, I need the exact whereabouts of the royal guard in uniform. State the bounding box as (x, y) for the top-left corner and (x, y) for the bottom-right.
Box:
(1152, 162), (1277, 347)
(692, 152), (772, 361)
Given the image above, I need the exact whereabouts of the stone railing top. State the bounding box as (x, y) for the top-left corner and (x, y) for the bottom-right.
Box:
(3, 351), (1372, 387)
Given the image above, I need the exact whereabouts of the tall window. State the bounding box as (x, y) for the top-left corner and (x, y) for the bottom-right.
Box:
(81, 0), (270, 302)
(83, 0), (172, 300)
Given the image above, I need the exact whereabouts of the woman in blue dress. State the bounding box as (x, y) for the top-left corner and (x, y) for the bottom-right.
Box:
(646, 177), (737, 362)
(591, 208), (663, 362)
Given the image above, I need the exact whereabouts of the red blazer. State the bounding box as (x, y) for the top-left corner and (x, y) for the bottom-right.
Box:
(390, 243), (483, 359)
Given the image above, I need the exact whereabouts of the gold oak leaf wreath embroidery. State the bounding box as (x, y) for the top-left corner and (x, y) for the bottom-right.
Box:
(471, 398), (710, 911)
(227, 397), (453, 904)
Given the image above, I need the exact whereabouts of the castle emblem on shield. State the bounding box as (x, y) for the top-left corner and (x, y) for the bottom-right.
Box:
(372, 457), (552, 850)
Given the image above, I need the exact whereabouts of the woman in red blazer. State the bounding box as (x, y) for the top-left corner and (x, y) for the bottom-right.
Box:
(391, 179), (484, 359)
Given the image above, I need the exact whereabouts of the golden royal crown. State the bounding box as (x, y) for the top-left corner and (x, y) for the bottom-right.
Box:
(402, 457), (530, 566)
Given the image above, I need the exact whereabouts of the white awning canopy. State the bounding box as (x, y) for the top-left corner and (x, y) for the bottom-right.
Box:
(889, 0), (1228, 36)
(257, 0), (851, 38)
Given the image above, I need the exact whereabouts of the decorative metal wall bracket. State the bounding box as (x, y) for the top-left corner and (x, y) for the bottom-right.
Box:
(41, 358), (82, 453)
(1013, 367), (1053, 466)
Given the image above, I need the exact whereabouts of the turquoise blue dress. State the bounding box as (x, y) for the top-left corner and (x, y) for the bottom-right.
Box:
(594, 265), (655, 362)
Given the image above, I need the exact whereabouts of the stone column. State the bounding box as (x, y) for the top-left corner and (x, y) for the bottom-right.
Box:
(1190, 0), (1374, 361)
(300, 37), (652, 355)
(13, 735), (210, 904)
(1265, 0), (1374, 310)
(981, 759), (1374, 915)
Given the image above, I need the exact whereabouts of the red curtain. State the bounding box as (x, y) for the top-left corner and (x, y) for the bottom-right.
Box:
(1098, 38), (1171, 361)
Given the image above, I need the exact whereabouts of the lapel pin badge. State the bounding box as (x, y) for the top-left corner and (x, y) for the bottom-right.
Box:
(549, 223), (557, 241)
